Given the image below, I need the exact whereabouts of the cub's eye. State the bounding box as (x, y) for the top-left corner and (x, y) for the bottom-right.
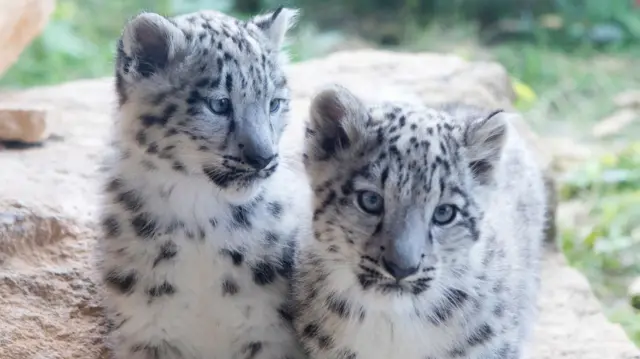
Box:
(208, 98), (232, 115)
(356, 190), (384, 215)
(432, 204), (458, 226)
(269, 98), (282, 113)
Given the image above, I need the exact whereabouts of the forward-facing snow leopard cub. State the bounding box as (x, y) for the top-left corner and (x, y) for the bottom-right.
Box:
(292, 84), (547, 359)
(96, 7), (311, 359)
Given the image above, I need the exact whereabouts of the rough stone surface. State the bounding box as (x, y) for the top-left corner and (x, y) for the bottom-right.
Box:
(0, 0), (56, 77)
(0, 50), (637, 359)
(0, 107), (50, 143)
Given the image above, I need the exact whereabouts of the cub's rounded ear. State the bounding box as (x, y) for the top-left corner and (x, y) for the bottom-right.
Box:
(121, 12), (186, 77)
(464, 109), (510, 184)
(249, 7), (300, 49)
(305, 84), (368, 161)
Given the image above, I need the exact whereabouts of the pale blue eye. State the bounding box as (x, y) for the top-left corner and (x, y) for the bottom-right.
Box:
(356, 190), (384, 215)
(209, 98), (231, 115)
(432, 204), (457, 225)
(269, 99), (282, 113)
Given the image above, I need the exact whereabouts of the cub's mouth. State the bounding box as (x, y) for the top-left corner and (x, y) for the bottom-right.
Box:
(202, 159), (279, 188)
(356, 260), (435, 296)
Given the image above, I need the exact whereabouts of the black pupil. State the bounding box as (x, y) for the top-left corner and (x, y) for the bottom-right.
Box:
(365, 194), (379, 208)
(214, 99), (229, 113)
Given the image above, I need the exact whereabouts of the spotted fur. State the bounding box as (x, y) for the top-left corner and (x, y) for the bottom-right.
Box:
(96, 8), (311, 359)
(292, 84), (547, 359)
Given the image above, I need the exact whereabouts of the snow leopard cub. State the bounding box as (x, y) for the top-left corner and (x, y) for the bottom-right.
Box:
(291, 84), (546, 359)
(97, 7), (311, 359)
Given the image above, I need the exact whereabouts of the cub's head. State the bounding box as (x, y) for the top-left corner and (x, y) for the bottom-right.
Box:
(114, 8), (298, 198)
(303, 84), (509, 297)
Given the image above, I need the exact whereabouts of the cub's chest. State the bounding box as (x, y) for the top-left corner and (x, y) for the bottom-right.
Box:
(166, 198), (300, 289)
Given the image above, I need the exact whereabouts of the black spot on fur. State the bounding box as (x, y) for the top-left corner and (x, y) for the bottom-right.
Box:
(221, 248), (244, 266)
(222, 278), (239, 296)
(337, 348), (357, 359)
(327, 245), (339, 253)
(147, 142), (159, 154)
(225, 73), (233, 93)
(448, 347), (466, 357)
(116, 189), (144, 212)
(231, 204), (253, 229)
(264, 231), (279, 244)
(101, 214), (120, 237)
(147, 281), (176, 297)
(302, 323), (319, 339)
(163, 103), (177, 119)
(326, 293), (350, 318)
(277, 303), (294, 324)
(278, 240), (296, 278)
(430, 288), (468, 324)
(140, 114), (167, 127)
(131, 212), (159, 239)
(252, 261), (276, 286)
(106, 178), (123, 192)
(153, 241), (178, 267)
(172, 161), (186, 173)
(266, 201), (283, 219)
(241, 342), (263, 359)
(135, 130), (147, 146)
(318, 335), (334, 350)
(105, 270), (137, 294)
(466, 323), (494, 347)
(319, 130), (350, 159)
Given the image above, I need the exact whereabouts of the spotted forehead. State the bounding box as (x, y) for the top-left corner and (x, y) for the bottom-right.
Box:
(369, 103), (462, 155)
(175, 11), (275, 59)
(363, 103), (465, 192)
(173, 11), (284, 96)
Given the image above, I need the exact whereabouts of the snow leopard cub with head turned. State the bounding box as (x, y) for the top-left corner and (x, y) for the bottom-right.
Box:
(292, 84), (546, 359)
(97, 7), (311, 359)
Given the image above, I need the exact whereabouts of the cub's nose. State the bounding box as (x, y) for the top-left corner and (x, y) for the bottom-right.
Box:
(382, 257), (419, 280)
(242, 146), (275, 170)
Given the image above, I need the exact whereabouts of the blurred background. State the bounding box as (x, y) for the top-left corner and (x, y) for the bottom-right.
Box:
(1, 0), (639, 347)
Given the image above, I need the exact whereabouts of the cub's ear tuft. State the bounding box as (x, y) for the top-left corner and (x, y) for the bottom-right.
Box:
(249, 7), (300, 49)
(305, 84), (368, 161)
(121, 12), (186, 77)
(464, 109), (509, 184)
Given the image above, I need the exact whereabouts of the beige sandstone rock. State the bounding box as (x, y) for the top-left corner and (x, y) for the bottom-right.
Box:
(592, 108), (638, 138)
(0, 107), (50, 143)
(0, 0), (56, 77)
(0, 50), (637, 359)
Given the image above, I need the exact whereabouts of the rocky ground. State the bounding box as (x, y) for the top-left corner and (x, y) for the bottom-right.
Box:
(0, 50), (639, 359)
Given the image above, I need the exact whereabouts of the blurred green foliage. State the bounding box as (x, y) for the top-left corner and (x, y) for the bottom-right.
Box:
(4, 0), (640, 88)
(0, 0), (233, 87)
(560, 142), (640, 345)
